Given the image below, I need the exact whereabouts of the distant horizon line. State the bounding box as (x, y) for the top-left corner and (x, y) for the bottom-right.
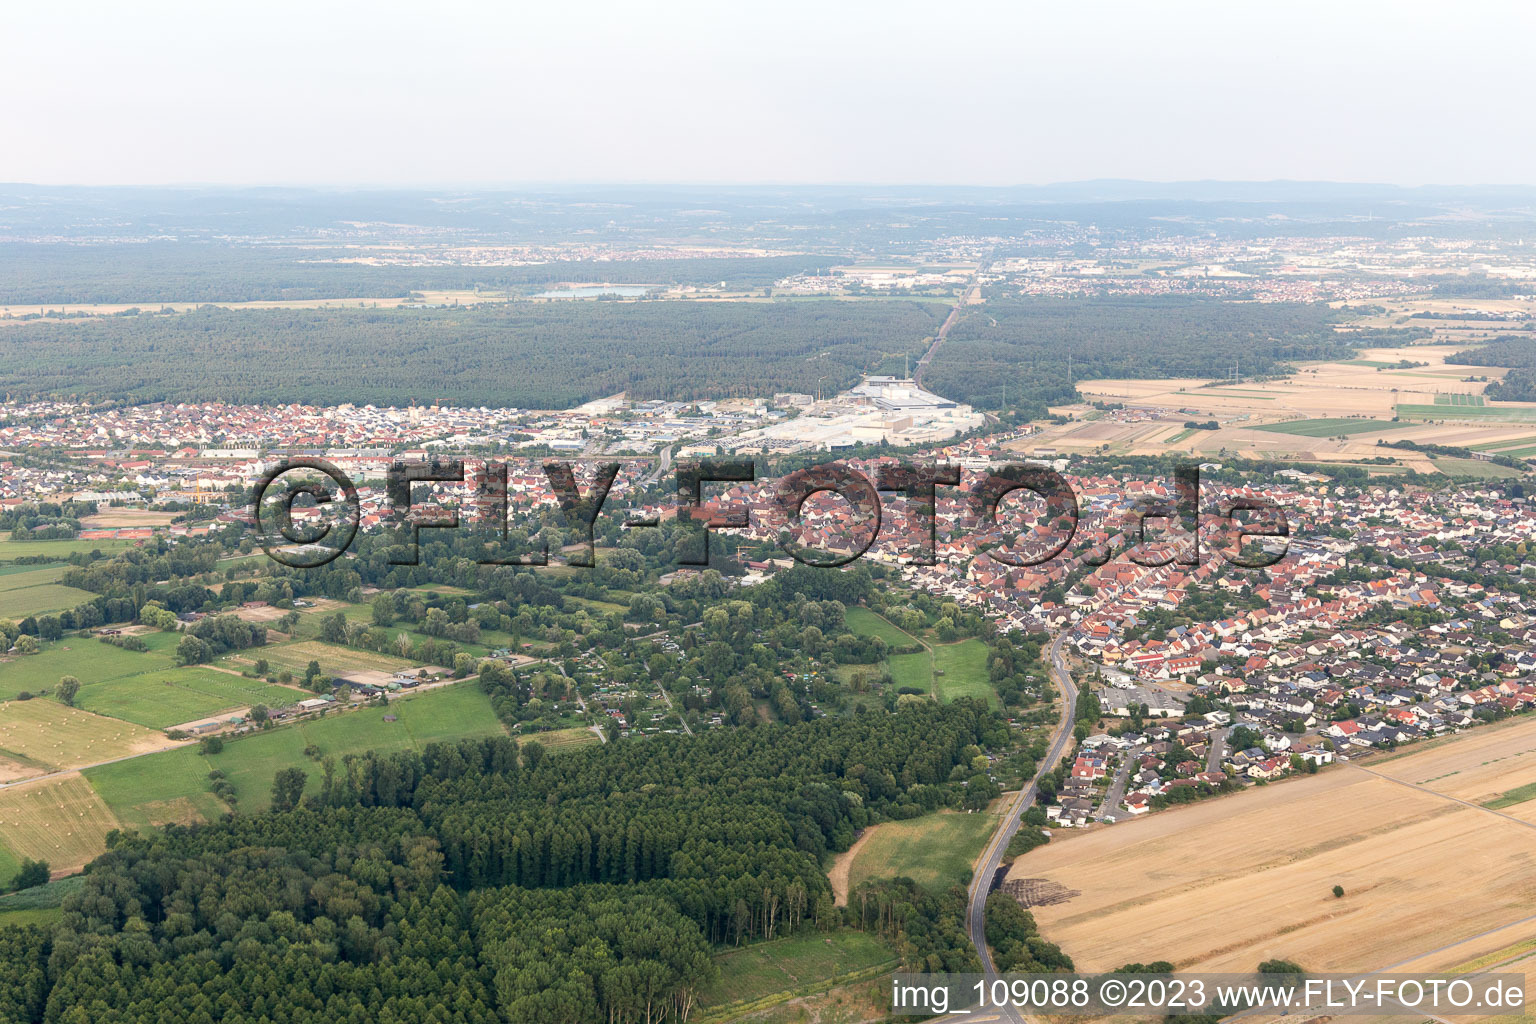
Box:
(4, 178), (1536, 193)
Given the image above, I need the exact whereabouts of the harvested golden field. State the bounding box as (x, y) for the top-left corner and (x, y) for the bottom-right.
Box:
(254, 640), (415, 677)
(0, 698), (178, 778)
(1054, 344), (1536, 473)
(1368, 715), (1536, 806)
(0, 772), (121, 874)
(80, 509), (177, 528)
(1078, 344), (1498, 420)
(1006, 732), (1536, 977)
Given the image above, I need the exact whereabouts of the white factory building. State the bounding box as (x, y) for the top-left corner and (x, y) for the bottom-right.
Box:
(729, 377), (983, 454)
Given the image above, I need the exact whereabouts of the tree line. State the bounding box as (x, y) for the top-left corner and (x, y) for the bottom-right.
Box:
(1449, 335), (1536, 401)
(0, 301), (939, 409)
(0, 244), (827, 305)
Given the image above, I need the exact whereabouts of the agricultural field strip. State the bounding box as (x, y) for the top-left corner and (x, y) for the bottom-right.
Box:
(1398, 404), (1536, 423)
(0, 772), (122, 873)
(1251, 419), (1410, 437)
(1008, 718), (1536, 975)
(1470, 436), (1536, 451)
(0, 699), (174, 776)
(1347, 762), (1536, 833)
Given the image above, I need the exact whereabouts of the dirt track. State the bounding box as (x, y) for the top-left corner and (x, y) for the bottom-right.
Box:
(828, 825), (881, 906)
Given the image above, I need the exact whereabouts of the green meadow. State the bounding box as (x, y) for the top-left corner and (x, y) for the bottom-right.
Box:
(932, 639), (994, 705)
(1253, 418), (1406, 437)
(1398, 403), (1536, 423)
(0, 632), (180, 700)
(201, 682), (505, 810)
(77, 666), (305, 729)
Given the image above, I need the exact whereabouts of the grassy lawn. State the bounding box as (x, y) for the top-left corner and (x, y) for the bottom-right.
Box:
(81, 684), (504, 817)
(843, 607), (913, 648)
(1430, 457), (1525, 479)
(0, 633), (178, 700)
(519, 726), (599, 751)
(862, 621), (994, 706)
(565, 596), (629, 616)
(0, 565), (66, 584)
(0, 837), (18, 884)
(0, 906), (61, 928)
(299, 604), (510, 658)
(886, 652), (931, 692)
(41, 676), (586, 848)
(0, 874), (81, 912)
(846, 809), (998, 893)
(698, 931), (896, 1011)
(77, 666), (305, 729)
(1252, 418), (1406, 437)
(0, 562), (61, 579)
(0, 877), (80, 929)
(932, 638), (995, 706)
(1469, 435), (1536, 452)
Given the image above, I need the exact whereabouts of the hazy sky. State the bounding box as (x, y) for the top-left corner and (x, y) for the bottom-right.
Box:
(4, 0), (1532, 187)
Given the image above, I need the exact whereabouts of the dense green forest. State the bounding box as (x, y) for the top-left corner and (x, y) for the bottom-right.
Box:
(1429, 274), (1536, 300)
(0, 301), (939, 408)
(923, 296), (1409, 414)
(0, 705), (1004, 1023)
(0, 245), (828, 305)
(1449, 335), (1536, 401)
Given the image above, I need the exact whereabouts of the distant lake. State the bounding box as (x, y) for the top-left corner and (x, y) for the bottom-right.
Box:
(532, 285), (652, 299)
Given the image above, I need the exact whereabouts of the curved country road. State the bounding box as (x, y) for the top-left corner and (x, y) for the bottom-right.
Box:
(962, 632), (1078, 1022)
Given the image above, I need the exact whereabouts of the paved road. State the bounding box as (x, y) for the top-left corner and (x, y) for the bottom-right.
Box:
(962, 632), (1078, 1023)
(1096, 741), (1145, 823)
(1206, 725), (1230, 773)
(914, 257), (988, 389)
(640, 443), (674, 488)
